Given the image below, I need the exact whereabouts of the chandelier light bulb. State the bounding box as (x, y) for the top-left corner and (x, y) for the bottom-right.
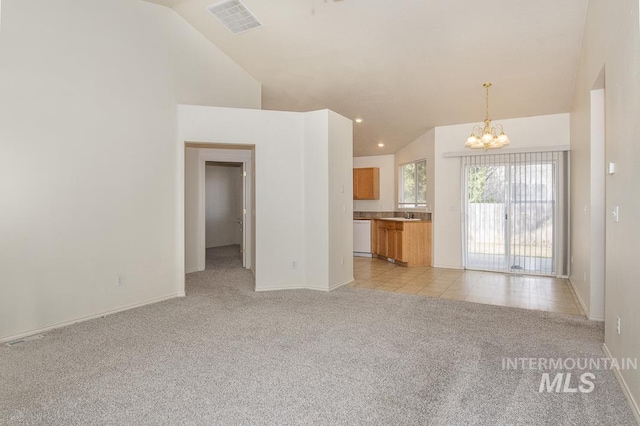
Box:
(482, 132), (493, 143)
(466, 135), (478, 146)
(498, 132), (510, 144)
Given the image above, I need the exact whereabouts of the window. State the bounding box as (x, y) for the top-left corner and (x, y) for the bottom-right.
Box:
(398, 160), (427, 208)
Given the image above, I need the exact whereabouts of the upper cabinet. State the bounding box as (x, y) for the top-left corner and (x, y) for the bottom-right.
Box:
(353, 167), (380, 200)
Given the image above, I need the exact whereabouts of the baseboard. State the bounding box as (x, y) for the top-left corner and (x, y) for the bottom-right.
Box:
(353, 252), (373, 258)
(255, 278), (354, 293)
(567, 278), (604, 321)
(432, 264), (464, 270)
(306, 278), (354, 292)
(254, 286), (307, 292)
(0, 292), (185, 344)
(602, 343), (640, 424)
(328, 278), (354, 291)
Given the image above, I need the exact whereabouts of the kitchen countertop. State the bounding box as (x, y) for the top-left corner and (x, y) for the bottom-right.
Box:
(375, 217), (429, 222)
(353, 211), (432, 221)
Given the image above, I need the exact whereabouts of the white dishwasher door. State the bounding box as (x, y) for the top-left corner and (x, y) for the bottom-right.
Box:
(353, 220), (372, 256)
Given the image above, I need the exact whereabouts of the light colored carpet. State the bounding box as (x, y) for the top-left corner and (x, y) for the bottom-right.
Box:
(0, 246), (636, 425)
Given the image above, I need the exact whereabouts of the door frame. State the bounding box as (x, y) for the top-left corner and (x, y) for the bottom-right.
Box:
(202, 160), (247, 267)
(185, 146), (255, 276)
(198, 150), (252, 272)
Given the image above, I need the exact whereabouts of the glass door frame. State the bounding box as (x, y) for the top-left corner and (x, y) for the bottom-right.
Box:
(462, 154), (559, 277)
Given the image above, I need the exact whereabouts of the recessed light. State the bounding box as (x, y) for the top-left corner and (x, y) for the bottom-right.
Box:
(378, 143), (385, 147)
(355, 118), (363, 123)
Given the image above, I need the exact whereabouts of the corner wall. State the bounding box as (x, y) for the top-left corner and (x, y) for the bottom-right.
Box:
(304, 110), (330, 289)
(178, 106), (353, 292)
(328, 110), (354, 288)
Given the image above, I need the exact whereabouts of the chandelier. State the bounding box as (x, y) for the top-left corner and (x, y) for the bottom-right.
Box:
(465, 83), (510, 150)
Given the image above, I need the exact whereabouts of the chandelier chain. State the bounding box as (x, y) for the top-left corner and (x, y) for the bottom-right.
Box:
(485, 85), (489, 120)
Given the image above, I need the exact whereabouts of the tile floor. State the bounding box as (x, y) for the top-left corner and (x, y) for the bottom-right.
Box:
(351, 256), (585, 316)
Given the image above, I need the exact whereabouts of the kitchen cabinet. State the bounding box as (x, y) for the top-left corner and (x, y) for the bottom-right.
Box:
(353, 167), (379, 200)
(376, 226), (387, 257)
(372, 219), (431, 267)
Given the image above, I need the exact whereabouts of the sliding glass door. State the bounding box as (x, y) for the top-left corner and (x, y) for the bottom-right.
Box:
(465, 162), (509, 271)
(464, 152), (567, 276)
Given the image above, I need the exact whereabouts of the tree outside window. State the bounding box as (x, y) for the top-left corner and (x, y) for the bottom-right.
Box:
(399, 160), (427, 208)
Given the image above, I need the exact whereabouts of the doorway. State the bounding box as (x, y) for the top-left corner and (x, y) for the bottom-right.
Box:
(184, 144), (254, 276)
(463, 151), (569, 276)
(204, 162), (245, 269)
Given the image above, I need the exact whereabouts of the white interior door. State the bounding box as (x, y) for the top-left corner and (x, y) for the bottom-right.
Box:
(240, 163), (246, 267)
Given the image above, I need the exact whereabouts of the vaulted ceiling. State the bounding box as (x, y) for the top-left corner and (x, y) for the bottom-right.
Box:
(145, 0), (588, 156)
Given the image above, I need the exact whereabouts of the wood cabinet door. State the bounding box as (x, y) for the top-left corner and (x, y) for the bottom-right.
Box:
(395, 230), (404, 262)
(377, 226), (387, 257)
(386, 229), (396, 260)
(424, 222), (432, 266)
(352, 169), (359, 199)
(353, 168), (379, 200)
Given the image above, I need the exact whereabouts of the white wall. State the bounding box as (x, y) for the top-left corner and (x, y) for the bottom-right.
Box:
(570, 0), (640, 415)
(304, 111), (330, 289)
(433, 114), (570, 269)
(588, 89), (605, 320)
(302, 109), (354, 290)
(328, 110), (355, 288)
(352, 155), (395, 211)
(178, 106), (354, 292)
(184, 147), (201, 273)
(0, 0), (261, 342)
(205, 165), (242, 248)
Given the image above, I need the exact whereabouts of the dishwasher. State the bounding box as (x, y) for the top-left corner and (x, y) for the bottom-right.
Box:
(353, 220), (372, 257)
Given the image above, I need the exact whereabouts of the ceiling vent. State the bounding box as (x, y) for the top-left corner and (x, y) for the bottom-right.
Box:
(207, 0), (262, 35)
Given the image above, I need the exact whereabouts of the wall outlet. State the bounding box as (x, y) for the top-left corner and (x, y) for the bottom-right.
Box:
(616, 316), (621, 335)
(292, 261), (297, 269)
(117, 275), (124, 286)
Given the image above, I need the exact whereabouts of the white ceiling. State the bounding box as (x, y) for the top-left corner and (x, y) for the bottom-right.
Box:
(145, 0), (588, 156)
